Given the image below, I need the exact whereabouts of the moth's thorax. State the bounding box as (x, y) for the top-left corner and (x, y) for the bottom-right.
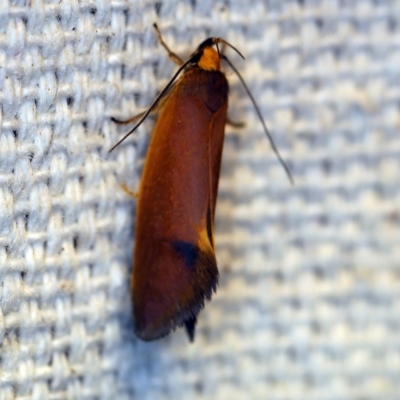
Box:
(198, 47), (220, 71)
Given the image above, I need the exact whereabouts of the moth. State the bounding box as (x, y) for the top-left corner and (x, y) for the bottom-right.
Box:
(110, 24), (292, 341)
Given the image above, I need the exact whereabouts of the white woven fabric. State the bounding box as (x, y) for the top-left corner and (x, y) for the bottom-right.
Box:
(1, 0), (400, 399)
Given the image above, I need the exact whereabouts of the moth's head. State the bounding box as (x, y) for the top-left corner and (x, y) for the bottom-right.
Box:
(189, 37), (244, 71)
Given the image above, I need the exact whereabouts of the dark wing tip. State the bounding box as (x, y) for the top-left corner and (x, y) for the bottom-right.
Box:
(184, 316), (197, 342)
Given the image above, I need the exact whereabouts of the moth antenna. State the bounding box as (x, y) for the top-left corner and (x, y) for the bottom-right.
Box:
(109, 57), (193, 153)
(215, 39), (245, 60)
(221, 54), (294, 185)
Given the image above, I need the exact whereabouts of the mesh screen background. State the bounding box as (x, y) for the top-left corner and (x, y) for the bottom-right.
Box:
(1, 0), (400, 399)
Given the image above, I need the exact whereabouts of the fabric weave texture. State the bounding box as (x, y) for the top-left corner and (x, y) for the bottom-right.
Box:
(1, 1), (399, 399)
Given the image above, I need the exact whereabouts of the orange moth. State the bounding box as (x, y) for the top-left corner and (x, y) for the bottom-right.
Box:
(110, 24), (292, 342)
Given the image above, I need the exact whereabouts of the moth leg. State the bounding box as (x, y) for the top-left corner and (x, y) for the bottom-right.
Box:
(111, 111), (146, 126)
(121, 183), (138, 199)
(153, 23), (184, 66)
(112, 93), (169, 126)
(226, 117), (244, 128)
